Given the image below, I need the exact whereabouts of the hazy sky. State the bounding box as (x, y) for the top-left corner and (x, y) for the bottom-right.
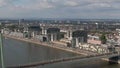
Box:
(0, 0), (120, 19)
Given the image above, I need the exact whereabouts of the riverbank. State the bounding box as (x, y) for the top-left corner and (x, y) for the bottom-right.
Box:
(3, 34), (98, 56)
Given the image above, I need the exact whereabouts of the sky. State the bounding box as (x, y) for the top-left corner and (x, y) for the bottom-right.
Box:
(0, 0), (120, 19)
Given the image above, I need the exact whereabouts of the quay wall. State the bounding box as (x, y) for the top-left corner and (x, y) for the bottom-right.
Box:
(3, 34), (88, 56)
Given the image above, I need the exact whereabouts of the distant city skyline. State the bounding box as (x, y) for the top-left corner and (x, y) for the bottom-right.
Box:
(0, 0), (120, 19)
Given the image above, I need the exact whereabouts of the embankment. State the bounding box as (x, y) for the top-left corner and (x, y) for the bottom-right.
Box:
(3, 34), (89, 56)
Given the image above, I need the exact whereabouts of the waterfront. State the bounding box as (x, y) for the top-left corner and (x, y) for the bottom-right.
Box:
(1, 0), (120, 68)
(3, 37), (79, 67)
(0, 37), (120, 68)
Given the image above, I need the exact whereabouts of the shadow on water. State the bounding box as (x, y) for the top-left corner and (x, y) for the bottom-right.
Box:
(109, 56), (120, 64)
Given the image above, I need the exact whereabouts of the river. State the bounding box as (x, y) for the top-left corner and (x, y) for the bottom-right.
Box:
(1, 37), (120, 68)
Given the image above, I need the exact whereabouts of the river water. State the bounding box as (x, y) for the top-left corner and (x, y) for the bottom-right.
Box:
(1, 38), (120, 68)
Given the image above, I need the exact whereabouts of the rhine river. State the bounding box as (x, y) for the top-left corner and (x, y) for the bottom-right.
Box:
(1, 37), (120, 68)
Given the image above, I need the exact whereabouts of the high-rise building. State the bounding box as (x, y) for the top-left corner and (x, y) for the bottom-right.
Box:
(71, 30), (87, 47)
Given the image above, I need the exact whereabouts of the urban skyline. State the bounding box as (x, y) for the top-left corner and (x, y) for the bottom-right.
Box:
(0, 0), (120, 19)
(1, 0), (120, 68)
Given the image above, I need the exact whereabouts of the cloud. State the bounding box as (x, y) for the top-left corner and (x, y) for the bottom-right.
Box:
(86, 2), (112, 9)
(64, 1), (78, 7)
(0, 0), (120, 19)
(12, 0), (55, 10)
(0, 0), (7, 7)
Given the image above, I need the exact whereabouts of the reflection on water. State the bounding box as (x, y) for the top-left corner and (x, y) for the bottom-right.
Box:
(1, 38), (120, 68)
(3, 38), (79, 67)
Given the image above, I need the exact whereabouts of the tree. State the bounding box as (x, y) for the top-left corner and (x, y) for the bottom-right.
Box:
(100, 33), (107, 44)
(7, 25), (18, 31)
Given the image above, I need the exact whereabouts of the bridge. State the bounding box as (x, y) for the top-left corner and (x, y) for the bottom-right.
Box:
(7, 52), (120, 68)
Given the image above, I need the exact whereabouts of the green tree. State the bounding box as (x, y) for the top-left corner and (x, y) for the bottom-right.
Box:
(100, 33), (107, 44)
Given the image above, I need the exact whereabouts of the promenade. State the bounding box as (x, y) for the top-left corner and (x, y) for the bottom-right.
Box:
(3, 34), (98, 56)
